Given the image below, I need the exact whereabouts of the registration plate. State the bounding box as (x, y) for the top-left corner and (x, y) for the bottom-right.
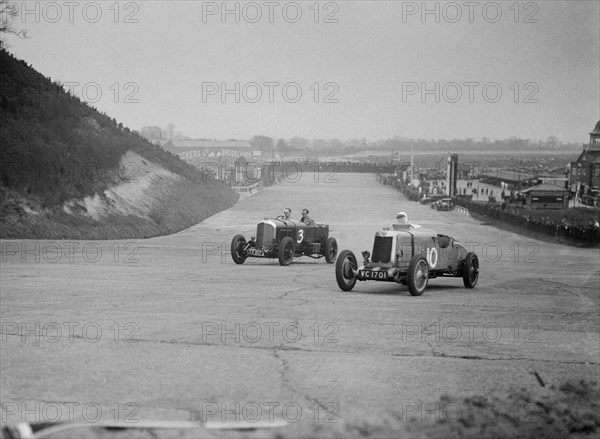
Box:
(247, 248), (265, 256)
(359, 270), (388, 280)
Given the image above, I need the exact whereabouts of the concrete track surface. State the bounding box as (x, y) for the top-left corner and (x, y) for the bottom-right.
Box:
(1, 173), (598, 437)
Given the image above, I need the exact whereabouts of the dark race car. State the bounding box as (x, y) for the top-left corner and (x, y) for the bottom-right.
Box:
(231, 217), (338, 266)
(433, 198), (454, 211)
(335, 224), (479, 296)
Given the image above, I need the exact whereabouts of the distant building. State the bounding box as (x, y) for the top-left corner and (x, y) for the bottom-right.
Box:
(457, 163), (473, 179)
(520, 184), (569, 210)
(446, 154), (458, 197)
(537, 175), (568, 188)
(162, 139), (253, 162)
(234, 156), (261, 183)
(568, 120), (600, 198)
(480, 168), (534, 187)
(162, 139), (256, 183)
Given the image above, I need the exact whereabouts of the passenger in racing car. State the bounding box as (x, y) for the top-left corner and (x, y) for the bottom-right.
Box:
(300, 209), (315, 226)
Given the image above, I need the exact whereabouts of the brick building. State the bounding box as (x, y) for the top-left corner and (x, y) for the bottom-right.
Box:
(568, 120), (600, 202)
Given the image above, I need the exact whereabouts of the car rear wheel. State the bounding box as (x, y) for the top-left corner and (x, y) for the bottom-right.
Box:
(462, 252), (479, 288)
(278, 236), (294, 266)
(230, 234), (247, 265)
(407, 255), (429, 296)
(335, 250), (357, 291)
(324, 237), (338, 263)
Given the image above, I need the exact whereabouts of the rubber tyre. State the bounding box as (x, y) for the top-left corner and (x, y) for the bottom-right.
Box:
(335, 250), (357, 291)
(462, 252), (479, 288)
(230, 234), (247, 265)
(278, 236), (294, 266)
(324, 237), (338, 263)
(407, 255), (429, 296)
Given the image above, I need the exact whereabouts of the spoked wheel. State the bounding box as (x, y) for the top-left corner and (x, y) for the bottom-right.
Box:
(407, 255), (429, 296)
(278, 236), (294, 266)
(335, 250), (357, 291)
(324, 237), (338, 263)
(462, 252), (479, 288)
(230, 234), (247, 265)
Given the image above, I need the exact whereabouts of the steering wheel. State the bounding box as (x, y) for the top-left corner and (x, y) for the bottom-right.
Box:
(275, 215), (285, 220)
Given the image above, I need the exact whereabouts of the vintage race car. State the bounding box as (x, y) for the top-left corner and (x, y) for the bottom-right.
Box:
(433, 198), (454, 211)
(335, 224), (479, 295)
(420, 195), (444, 205)
(231, 217), (338, 266)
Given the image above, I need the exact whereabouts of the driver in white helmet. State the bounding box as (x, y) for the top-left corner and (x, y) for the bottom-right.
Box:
(396, 212), (409, 224)
(393, 211), (420, 230)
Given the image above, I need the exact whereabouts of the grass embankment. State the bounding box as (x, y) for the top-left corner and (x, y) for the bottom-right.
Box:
(0, 48), (238, 239)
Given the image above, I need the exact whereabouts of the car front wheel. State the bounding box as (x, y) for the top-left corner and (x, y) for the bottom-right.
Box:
(278, 236), (294, 266)
(324, 237), (338, 263)
(407, 255), (429, 296)
(462, 252), (479, 288)
(335, 250), (357, 291)
(230, 234), (247, 265)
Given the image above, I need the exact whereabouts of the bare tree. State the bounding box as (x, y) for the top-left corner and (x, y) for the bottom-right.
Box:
(0, 0), (28, 48)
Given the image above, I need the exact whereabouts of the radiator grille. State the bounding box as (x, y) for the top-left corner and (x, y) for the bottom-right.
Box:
(372, 236), (393, 263)
(257, 222), (274, 247)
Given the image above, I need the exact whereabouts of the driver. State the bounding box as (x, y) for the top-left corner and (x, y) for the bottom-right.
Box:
(396, 212), (409, 224)
(283, 208), (292, 220)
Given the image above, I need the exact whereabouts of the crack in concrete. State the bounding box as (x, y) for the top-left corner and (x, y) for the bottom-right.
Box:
(277, 288), (306, 300)
(276, 277), (316, 303)
(420, 351), (595, 364)
(538, 278), (594, 298)
(276, 274), (307, 299)
(4, 332), (594, 366)
(270, 347), (334, 418)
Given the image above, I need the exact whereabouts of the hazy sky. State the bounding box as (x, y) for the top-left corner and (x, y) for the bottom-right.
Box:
(4, 0), (599, 142)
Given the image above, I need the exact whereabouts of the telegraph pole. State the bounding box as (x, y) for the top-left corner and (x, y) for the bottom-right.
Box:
(409, 145), (414, 185)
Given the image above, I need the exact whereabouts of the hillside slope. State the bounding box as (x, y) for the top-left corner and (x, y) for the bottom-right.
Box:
(0, 49), (238, 239)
